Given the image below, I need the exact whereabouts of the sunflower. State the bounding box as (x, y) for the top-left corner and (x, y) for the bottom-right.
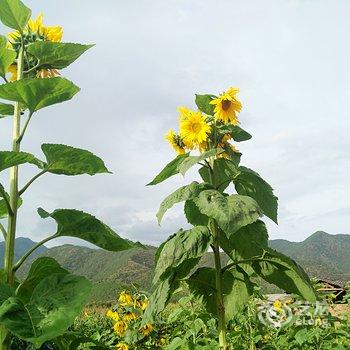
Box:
(106, 310), (120, 322)
(165, 130), (186, 155)
(210, 87), (242, 124)
(116, 343), (129, 350)
(135, 297), (148, 311)
(7, 13), (63, 81)
(140, 323), (154, 336)
(118, 291), (134, 307)
(123, 311), (137, 322)
(179, 109), (211, 149)
(114, 321), (128, 336)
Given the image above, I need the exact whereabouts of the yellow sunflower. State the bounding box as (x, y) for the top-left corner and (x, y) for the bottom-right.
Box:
(106, 310), (120, 322)
(116, 343), (129, 350)
(179, 109), (211, 149)
(140, 323), (154, 336)
(123, 311), (137, 322)
(118, 291), (134, 307)
(135, 297), (148, 311)
(114, 321), (128, 336)
(7, 13), (63, 81)
(210, 87), (242, 124)
(165, 130), (185, 155)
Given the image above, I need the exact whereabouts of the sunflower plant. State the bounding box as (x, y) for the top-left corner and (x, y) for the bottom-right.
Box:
(0, 0), (136, 349)
(145, 87), (318, 349)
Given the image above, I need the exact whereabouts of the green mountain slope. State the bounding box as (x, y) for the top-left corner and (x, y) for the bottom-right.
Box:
(0, 237), (47, 268)
(269, 231), (350, 284)
(14, 230), (350, 302)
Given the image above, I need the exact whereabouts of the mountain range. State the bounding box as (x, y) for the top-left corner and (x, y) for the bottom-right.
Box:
(5, 231), (350, 302)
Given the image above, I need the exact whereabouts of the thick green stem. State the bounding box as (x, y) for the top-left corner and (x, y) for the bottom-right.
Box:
(210, 220), (228, 350)
(206, 156), (228, 349)
(4, 45), (24, 286)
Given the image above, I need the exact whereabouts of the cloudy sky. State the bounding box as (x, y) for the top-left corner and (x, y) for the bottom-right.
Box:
(0, 0), (349, 247)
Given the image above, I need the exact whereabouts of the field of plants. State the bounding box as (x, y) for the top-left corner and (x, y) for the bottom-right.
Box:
(0, 0), (349, 349)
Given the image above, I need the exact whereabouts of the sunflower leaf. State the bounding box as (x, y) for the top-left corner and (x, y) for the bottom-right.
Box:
(0, 77), (80, 113)
(41, 143), (111, 176)
(0, 102), (14, 119)
(157, 181), (211, 224)
(178, 148), (220, 176)
(0, 45), (16, 78)
(37, 208), (137, 252)
(195, 94), (216, 115)
(0, 0), (31, 32)
(147, 153), (189, 186)
(27, 42), (93, 70)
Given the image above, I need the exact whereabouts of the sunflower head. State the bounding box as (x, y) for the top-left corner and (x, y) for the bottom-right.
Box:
(179, 108), (211, 149)
(7, 13), (63, 80)
(140, 323), (154, 336)
(106, 309), (120, 322)
(165, 130), (186, 155)
(210, 87), (242, 124)
(123, 311), (137, 322)
(114, 320), (128, 336)
(118, 291), (134, 307)
(116, 343), (129, 350)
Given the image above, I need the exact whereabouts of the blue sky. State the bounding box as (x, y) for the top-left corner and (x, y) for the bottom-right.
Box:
(0, 0), (349, 246)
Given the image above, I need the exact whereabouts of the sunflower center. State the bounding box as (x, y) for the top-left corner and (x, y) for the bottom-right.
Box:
(191, 122), (202, 133)
(221, 99), (231, 111)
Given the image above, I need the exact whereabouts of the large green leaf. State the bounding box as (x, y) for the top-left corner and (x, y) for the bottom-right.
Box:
(16, 257), (68, 303)
(147, 153), (189, 186)
(252, 249), (317, 302)
(195, 94), (216, 115)
(156, 181), (210, 224)
(187, 266), (254, 321)
(0, 77), (80, 113)
(0, 151), (42, 172)
(217, 124), (252, 142)
(154, 226), (212, 283)
(184, 199), (209, 226)
(0, 102), (14, 118)
(0, 282), (15, 304)
(219, 221), (317, 301)
(0, 0), (31, 31)
(178, 149), (220, 175)
(142, 273), (178, 324)
(0, 45), (16, 78)
(38, 208), (134, 251)
(27, 42), (93, 70)
(194, 190), (262, 237)
(0, 273), (91, 347)
(199, 158), (238, 192)
(143, 257), (200, 324)
(234, 166), (278, 223)
(41, 143), (110, 176)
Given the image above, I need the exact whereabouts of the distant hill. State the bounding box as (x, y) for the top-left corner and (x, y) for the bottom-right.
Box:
(269, 231), (350, 284)
(14, 231), (350, 302)
(0, 237), (47, 268)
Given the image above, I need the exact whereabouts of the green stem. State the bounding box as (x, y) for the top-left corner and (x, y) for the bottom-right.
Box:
(14, 235), (55, 272)
(16, 111), (33, 144)
(206, 156), (228, 350)
(18, 170), (48, 196)
(210, 220), (228, 350)
(0, 222), (6, 240)
(4, 43), (24, 286)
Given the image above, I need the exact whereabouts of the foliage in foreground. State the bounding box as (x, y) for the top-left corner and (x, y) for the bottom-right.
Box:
(0, 0), (134, 348)
(36, 289), (350, 350)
